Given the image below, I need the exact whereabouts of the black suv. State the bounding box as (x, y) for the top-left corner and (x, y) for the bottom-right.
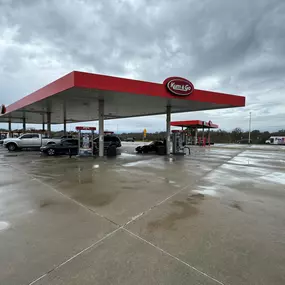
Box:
(94, 135), (121, 148)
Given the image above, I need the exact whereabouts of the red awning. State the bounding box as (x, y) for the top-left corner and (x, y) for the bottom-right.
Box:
(171, 120), (219, 129)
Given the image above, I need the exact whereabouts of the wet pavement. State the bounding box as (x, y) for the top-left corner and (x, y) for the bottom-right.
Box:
(0, 143), (285, 285)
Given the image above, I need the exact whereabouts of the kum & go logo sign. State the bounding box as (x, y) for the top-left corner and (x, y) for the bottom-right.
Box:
(164, 77), (194, 96)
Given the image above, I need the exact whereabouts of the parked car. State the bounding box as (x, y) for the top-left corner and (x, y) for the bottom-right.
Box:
(0, 133), (8, 145)
(125, 137), (135, 142)
(94, 135), (121, 148)
(3, 133), (61, 151)
(136, 140), (164, 153)
(41, 137), (118, 156)
(60, 135), (74, 139)
(40, 138), (79, 156)
(0, 137), (6, 145)
(237, 139), (252, 144)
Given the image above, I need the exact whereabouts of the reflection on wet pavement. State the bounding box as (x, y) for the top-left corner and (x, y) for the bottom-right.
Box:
(0, 221), (10, 231)
(147, 193), (205, 232)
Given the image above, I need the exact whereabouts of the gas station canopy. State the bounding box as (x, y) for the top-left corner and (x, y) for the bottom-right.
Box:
(171, 120), (219, 129)
(0, 71), (245, 124)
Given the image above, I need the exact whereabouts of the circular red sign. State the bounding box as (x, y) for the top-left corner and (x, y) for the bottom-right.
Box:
(164, 77), (194, 96)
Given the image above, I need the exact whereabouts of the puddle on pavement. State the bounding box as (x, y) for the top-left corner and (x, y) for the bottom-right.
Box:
(39, 199), (57, 209)
(222, 163), (269, 176)
(187, 192), (205, 202)
(122, 186), (136, 190)
(73, 192), (117, 207)
(122, 160), (151, 167)
(122, 158), (167, 170)
(119, 152), (137, 157)
(0, 221), (10, 231)
(147, 194), (204, 232)
(192, 186), (219, 197)
(261, 172), (285, 185)
(0, 180), (22, 188)
(230, 201), (243, 211)
(162, 178), (181, 188)
(76, 167), (96, 184)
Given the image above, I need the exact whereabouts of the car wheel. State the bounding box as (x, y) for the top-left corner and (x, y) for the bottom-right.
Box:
(7, 143), (17, 151)
(47, 148), (56, 156)
(142, 149), (148, 154)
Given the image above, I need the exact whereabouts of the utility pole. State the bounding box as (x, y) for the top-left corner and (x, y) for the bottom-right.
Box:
(248, 112), (252, 144)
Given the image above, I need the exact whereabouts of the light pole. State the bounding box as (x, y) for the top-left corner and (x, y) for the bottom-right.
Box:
(248, 112), (252, 144)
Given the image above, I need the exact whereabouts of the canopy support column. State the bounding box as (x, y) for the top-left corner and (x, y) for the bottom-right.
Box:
(22, 117), (26, 132)
(42, 114), (45, 132)
(8, 120), (12, 137)
(166, 105), (171, 155)
(194, 127), (198, 145)
(63, 102), (67, 135)
(98, 99), (104, 157)
(47, 112), (51, 137)
(208, 128), (210, 146)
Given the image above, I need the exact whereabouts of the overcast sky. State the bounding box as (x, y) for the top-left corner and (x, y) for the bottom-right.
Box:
(1, 0), (285, 133)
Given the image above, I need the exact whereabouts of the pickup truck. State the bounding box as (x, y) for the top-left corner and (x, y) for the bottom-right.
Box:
(3, 133), (61, 151)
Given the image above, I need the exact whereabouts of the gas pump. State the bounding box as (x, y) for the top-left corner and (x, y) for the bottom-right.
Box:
(76, 126), (96, 156)
(172, 130), (182, 154)
(181, 131), (187, 146)
(171, 130), (190, 155)
(186, 128), (195, 145)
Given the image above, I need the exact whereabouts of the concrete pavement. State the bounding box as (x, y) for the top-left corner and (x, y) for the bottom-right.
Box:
(0, 143), (284, 285)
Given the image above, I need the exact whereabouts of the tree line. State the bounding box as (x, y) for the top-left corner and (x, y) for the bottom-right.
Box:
(120, 128), (285, 144)
(1, 128), (285, 144)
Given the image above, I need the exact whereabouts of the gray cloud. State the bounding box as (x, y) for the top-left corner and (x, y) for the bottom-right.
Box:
(1, 0), (285, 132)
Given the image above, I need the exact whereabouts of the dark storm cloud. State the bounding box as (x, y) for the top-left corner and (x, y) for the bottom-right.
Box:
(1, 0), (285, 131)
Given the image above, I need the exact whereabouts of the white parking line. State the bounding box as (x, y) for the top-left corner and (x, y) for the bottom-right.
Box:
(124, 183), (190, 227)
(28, 227), (122, 285)
(123, 228), (227, 285)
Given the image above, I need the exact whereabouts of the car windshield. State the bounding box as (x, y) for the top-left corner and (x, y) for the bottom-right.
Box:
(149, 141), (162, 146)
